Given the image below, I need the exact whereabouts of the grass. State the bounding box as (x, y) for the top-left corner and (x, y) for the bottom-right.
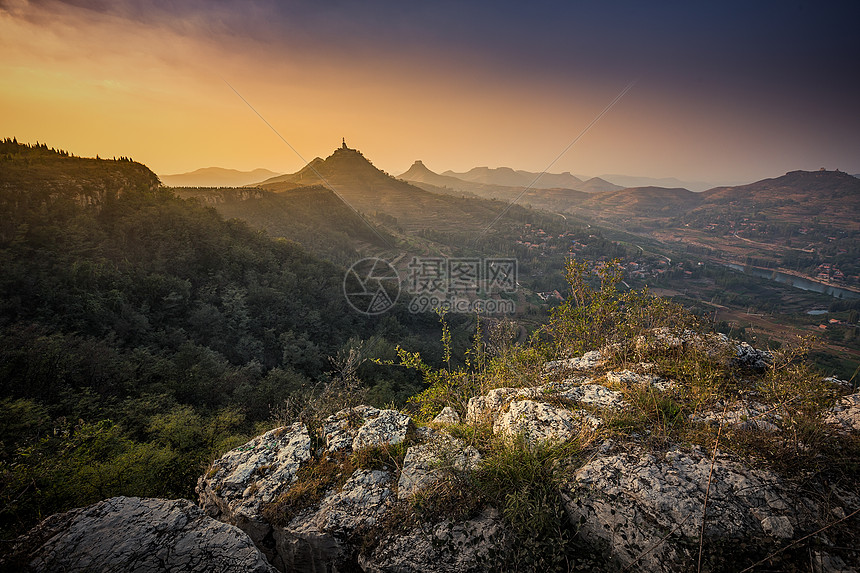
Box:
(351, 438), (413, 474)
(262, 451), (353, 526)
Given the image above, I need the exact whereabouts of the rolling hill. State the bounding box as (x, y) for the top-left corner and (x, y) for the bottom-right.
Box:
(597, 174), (718, 193)
(577, 186), (702, 217)
(561, 170), (860, 231)
(697, 169), (860, 228)
(161, 167), (281, 187)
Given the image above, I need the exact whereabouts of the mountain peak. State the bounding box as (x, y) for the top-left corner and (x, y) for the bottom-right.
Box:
(256, 142), (392, 191)
(400, 160), (436, 178)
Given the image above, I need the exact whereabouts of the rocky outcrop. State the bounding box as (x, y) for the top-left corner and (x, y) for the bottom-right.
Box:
(359, 508), (507, 573)
(690, 399), (781, 432)
(465, 376), (624, 427)
(197, 423), (312, 557)
(15, 338), (859, 573)
(4, 496), (276, 572)
(605, 369), (674, 391)
(197, 407), (412, 571)
(554, 381), (628, 408)
(493, 399), (600, 444)
(825, 392), (860, 433)
(465, 385), (543, 424)
(398, 432), (480, 500)
(352, 409), (413, 450)
(431, 406), (461, 425)
(561, 446), (821, 572)
(274, 467), (396, 572)
(634, 328), (773, 370)
(321, 405), (412, 452)
(544, 349), (604, 372)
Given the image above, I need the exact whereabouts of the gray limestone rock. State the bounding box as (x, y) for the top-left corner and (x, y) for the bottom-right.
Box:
(825, 393), (860, 433)
(320, 404), (384, 452)
(431, 406), (461, 426)
(274, 467), (396, 572)
(313, 468), (395, 532)
(544, 350), (603, 373)
(397, 432), (481, 500)
(465, 386), (541, 424)
(733, 341), (773, 370)
(606, 369), (675, 392)
(199, 406), (414, 572)
(553, 381), (628, 409)
(690, 399), (782, 432)
(319, 405), (413, 453)
(493, 399), (600, 445)
(5, 496), (276, 573)
(359, 508), (507, 573)
(352, 409), (413, 450)
(560, 445), (816, 572)
(197, 422), (311, 553)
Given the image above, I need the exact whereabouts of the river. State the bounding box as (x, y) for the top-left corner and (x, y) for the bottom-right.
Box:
(724, 263), (860, 300)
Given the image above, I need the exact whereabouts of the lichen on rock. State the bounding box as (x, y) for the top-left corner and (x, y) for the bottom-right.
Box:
(397, 431), (481, 500)
(493, 399), (600, 445)
(560, 445), (820, 571)
(197, 422), (311, 552)
(5, 496), (276, 573)
(825, 392), (860, 433)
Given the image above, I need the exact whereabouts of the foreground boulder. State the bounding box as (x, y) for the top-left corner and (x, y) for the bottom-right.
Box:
(560, 445), (850, 572)
(4, 496), (276, 572)
(197, 422), (313, 561)
(397, 430), (481, 500)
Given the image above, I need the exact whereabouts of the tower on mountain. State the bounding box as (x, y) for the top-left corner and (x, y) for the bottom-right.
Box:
(342, 138), (347, 150)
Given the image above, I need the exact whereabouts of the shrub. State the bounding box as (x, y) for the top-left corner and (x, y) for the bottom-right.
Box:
(382, 311), (489, 422)
(546, 258), (696, 361)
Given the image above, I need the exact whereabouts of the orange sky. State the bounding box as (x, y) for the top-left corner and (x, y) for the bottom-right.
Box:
(2, 1), (858, 185)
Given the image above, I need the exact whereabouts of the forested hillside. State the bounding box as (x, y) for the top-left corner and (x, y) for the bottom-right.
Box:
(173, 185), (394, 265)
(0, 141), (446, 541)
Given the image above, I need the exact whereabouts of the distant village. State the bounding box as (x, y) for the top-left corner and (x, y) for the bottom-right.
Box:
(516, 223), (685, 302)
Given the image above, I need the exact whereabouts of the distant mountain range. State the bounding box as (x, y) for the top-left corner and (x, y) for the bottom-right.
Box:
(400, 161), (620, 194)
(441, 166), (594, 190)
(568, 169), (860, 229)
(160, 167), (281, 187)
(165, 151), (860, 236)
(255, 144), (554, 234)
(594, 174), (719, 193)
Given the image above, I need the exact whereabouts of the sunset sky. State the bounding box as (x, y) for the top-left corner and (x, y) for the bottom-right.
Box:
(2, 0), (859, 185)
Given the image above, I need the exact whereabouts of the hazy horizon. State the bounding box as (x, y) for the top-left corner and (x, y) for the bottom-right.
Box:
(2, 1), (859, 182)
(158, 153), (756, 191)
